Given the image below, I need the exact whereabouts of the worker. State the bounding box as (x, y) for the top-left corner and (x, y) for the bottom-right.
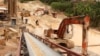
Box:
(44, 9), (49, 15)
(4, 29), (9, 41)
(36, 20), (39, 26)
(52, 12), (57, 18)
(25, 18), (28, 24)
(21, 9), (25, 23)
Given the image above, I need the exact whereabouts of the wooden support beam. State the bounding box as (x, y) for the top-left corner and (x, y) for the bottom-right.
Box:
(8, 0), (17, 19)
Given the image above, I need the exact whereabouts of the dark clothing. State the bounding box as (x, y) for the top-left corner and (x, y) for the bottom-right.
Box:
(12, 19), (16, 25)
(36, 20), (39, 25)
(52, 13), (57, 18)
(25, 19), (28, 24)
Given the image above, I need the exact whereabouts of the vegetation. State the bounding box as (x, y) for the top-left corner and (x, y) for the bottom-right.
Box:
(51, 2), (72, 12)
(40, 0), (100, 28)
(20, 0), (34, 3)
(19, 0), (100, 29)
(40, 0), (70, 4)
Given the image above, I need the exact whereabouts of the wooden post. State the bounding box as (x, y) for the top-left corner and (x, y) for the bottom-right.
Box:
(4, 0), (7, 4)
(82, 16), (90, 56)
(8, 0), (17, 19)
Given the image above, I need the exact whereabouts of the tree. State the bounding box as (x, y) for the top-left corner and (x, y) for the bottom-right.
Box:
(20, 0), (34, 3)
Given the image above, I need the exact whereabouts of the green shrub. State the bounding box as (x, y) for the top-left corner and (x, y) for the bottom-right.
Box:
(20, 0), (34, 3)
(51, 2), (73, 12)
(19, 0), (100, 28)
(40, 0), (71, 4)
(90, 2), (100, 27)
(40, 0), (58, 4)
(74, 2), (93, 15)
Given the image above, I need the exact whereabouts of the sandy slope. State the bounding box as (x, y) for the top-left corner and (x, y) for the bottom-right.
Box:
(18, 1), (100, 55)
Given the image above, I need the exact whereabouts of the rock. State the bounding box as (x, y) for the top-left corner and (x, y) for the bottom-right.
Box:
(0, 45), (4, 49)
(5, 52), (12, 56)
(0, 39), (6, 46)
